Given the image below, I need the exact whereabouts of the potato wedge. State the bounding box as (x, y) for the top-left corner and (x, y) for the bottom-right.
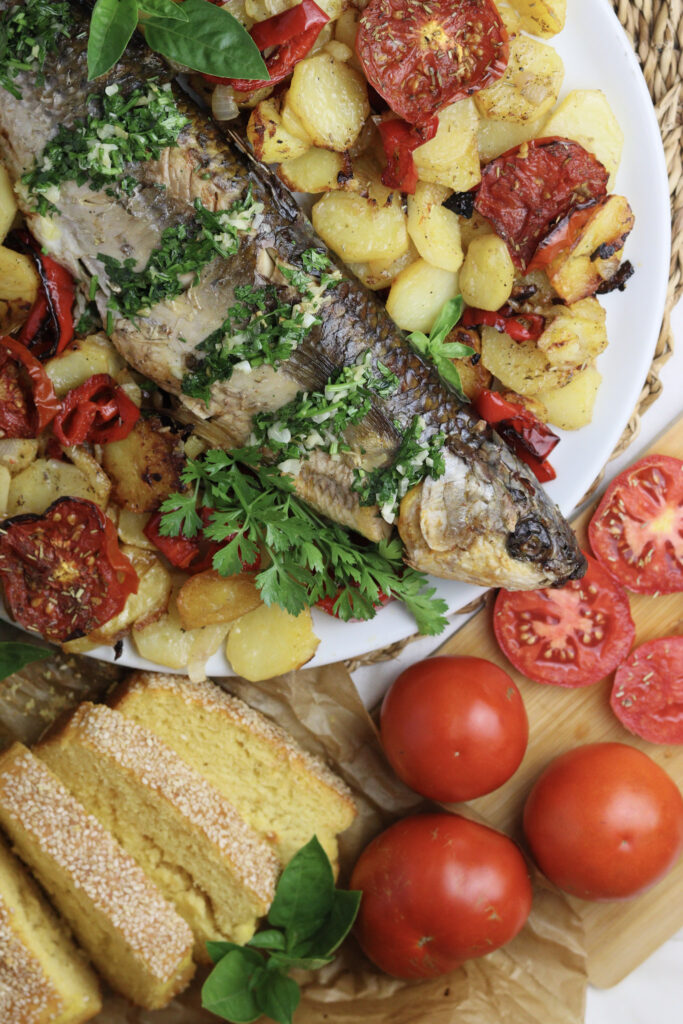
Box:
(407, 183), (463, 273)
(477, 114), (545, 162)
(0, 246), (39, 304)
(413, 100), (481, 191)
(116, 509), (157, 550)
(44, 333), (126, 397)
(176, 570), (263, 630)
(386, 259), (460, 334)
(0, 296), (34, 335)
(475, 35), (563, 123)
(334, 8), (362, 68)
(312, 190), (408, 263)
(278, 148), (353, 193)
(347, 242), (419, 291)
(451, 328), (493, 401)
(537, 298), (608, 367)
(247, 97), (311, 164)
(510, 0), (566, 38)
(226, 603), (319, 682)
(7, 458), (108, 516)
(0, 165), (18, 243)
(0, 439), (39, 476)
(288, 54), (369, 152)
(536, 364), (602, 430)
(459, 234), (515, 310)
(101, 415), (187, 513)
(540, 90), (623, 190)
(280, 93), (314, 144)
(0, 465), (11, 518)
(480, 326), (575, 395)
(87, 547), (172, 644)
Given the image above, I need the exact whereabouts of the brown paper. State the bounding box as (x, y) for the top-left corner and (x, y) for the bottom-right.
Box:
(0, 631), (587, 1024)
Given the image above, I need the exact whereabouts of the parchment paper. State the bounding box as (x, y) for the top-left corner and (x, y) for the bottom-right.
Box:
(0, 628), (587, 1024)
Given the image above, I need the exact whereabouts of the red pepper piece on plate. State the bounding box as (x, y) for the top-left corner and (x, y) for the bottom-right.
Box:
(144, 507), (261, 575)
(204, 0), (330, 91)
(461, 306), (546, 343)
(377, 117), (438, 193)
(52, 373), (140, 447)
(14, 234), (75, 359)
(475, 388), (559, 483)
(0, 335), (59, 437)
(0, 496), (139, 642)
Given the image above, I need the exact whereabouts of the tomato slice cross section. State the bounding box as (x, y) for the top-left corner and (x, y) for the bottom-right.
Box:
(494, 552), (635, 687)
(611, 636), (683, 745)
(589, 454), (683, 594)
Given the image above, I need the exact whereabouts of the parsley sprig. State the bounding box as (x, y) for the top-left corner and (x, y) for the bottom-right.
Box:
(0, 0), (73, 100)
(159, 451), (448, 635)
(407, 296), (474, 395)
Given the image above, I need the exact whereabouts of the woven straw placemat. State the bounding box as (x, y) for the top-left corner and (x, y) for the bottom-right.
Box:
(346, 0), (683, 673)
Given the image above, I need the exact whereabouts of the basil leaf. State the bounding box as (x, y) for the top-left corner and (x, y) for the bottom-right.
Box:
(144, 0), (267, 78)
(266, 951), (334, 972)
(138, 0), (188, 19)
(0, 642), (52, 682)
(205, 940), (249, 965)
(256, 969), (300, 1024)
(267, 836), (335, 946)
(296, 888), (362, 958)
(429, 295), (464, 345)
(201, 949), (264, 1022)
(435, 340), (476, 360)
(435, 357), (466, 393)
(88, 0), (139, 80)
(246, 929), (287, 951)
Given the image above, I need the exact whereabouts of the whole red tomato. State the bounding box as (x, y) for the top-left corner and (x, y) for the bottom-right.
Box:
(523, 743), (683, 901)
(380, 657), (528, 801)
(350, 813), (533, 978)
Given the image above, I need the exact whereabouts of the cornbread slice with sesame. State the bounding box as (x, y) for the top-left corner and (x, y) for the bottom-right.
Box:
(112, 673), (357, 868)
(0, 744), (195, 1010)
(0, 835), (101, 1024)
(39, 702), (279, 958)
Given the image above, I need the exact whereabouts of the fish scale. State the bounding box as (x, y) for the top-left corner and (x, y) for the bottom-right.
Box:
(0, 0), (585, 588)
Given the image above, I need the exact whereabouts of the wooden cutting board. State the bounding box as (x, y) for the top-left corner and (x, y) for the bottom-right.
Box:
(437, 417), (683, 988)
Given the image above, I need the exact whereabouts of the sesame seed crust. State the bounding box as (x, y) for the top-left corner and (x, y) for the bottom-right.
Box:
(126, 672), (355, 805)
(0, 746), (193, 984)
(64, 703), (279, 902)
(0, 899), (59, 1023)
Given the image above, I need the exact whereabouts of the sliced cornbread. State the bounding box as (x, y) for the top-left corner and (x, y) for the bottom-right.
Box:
(38, 703), (279, 957)
(0, 744), (195, 1010)
(112, 673), (357, 868)
(0, 835), (101, 1024)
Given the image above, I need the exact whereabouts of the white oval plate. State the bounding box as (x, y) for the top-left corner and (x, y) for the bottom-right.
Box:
(2, 0), (670, 675)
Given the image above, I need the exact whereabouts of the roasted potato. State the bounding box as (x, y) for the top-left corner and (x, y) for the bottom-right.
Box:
(0, 296), (34, 335)
(245, 0), (343, 20)
(475, 35), (564, 123)
(510, 0), (566, 38)
(0, 165), (17, 242)
(247, 97), (311, 164)
(288, 54), (369, 152)
(7, 458), (108, 516)
(116, 509), (157, 550)
(537, 298), (608, 367)
(226, 603), (320, 681)
(540, 89), (624, 190)
(347, 242), (419, 291)
(334, 7), (362, 67)
(450, 328), (493, 401)
(493, 0), (522, 35)
(536, 364), (602, 430)
(176, 570), (263, 630)
(101, 415), (187, 513)
(406, 183), (464, 273)
(477, 114), (545, 162)
(44, 333), (126, 397)
(481, 326), (575, 395)
(459, 234), (515, 310)
(386, 259), (460, 334)
(0, 247), (39, 304)
(0, 439), (39, 476)
(278, 148), (353, 193)
(0, 465), (10, 518)
(413, 100), (481, 191)
(312, 190), (408, 263)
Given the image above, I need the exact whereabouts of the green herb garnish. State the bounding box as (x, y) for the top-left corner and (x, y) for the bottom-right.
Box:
(353, 414), (446, 525)
(0, 641), (52, 682)
(0, 0), (73, 99)
(87, 0), (267, 81)
(159, 451), (448, 635)
(21, 81), (189, 215)
(407, 296), (474, 395)
(203, 837), (361, 1024)
(99, 189), (262, 321)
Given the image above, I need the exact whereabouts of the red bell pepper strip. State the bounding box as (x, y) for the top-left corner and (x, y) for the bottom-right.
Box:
(52, 374), (140, 447)
(0, 336), (59, 434)
(204, 0), (330, 91)
(15, 235), (75, 359)
(475, 388), (559, 483)
(461, 306), (546, 343)
(377, 116), (438, 193)
(144, 507), (261, 575)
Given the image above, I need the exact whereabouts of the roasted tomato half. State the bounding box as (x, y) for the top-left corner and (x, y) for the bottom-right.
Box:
(0, 497), (138, 642)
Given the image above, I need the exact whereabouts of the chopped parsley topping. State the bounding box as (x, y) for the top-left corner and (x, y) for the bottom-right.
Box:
(159, 451), (448, 635)
(182, 249), (341, 405)
(0, 0), (73, 100)
(353, 415), (446, 524)
(98, 189), (263, 321)
(21, 81), (190, 214)
(246, 352), (399, 474)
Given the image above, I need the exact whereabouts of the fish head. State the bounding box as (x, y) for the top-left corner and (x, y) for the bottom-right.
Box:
(398, 448), (586, 589)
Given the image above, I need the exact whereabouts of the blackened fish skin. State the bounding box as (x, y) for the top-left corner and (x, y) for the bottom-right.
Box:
(0, 0), (585, 589)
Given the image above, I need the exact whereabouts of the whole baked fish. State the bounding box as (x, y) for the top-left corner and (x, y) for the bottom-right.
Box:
(0, 0), (585, 589)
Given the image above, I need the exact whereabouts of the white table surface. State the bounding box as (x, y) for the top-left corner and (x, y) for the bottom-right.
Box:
(351, 298), (683, 1022)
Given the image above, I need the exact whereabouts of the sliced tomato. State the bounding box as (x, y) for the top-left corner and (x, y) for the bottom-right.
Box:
(0, 497), (139, 643)
(588, 455), (683, 594)
(494, 552), (635, 687)
(0, 336), (59, 438)
(355, 0), (508, 125)
(474, 138), (609, 269)
(611, 637), (683, 745)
